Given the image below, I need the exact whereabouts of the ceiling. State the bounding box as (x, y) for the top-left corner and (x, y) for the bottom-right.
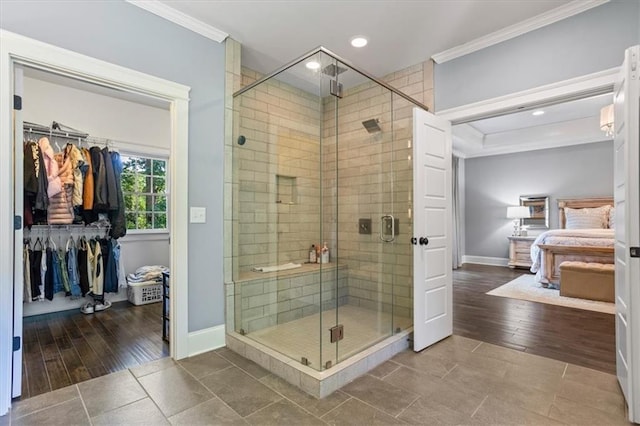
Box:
(159, 0), (577, 78)
(453, 93), (614, 158)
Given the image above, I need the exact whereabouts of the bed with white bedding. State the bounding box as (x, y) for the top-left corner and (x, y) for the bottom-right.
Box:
(529, 198), (614, 286)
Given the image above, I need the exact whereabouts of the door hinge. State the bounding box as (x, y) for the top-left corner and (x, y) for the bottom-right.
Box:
(330, 80), (343, 98)
(631, 247), (640, 258)
(330, 324), (344, 343)
(13, 336), (20, 351)
(14, 215), (22, 230)
(13, 95), (22, 110)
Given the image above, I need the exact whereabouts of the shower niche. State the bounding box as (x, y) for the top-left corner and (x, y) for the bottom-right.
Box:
(228, 47), (429, 397)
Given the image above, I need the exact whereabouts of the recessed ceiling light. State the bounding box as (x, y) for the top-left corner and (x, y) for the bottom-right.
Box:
(350, 36), (368, 48)
(532, 110), (545, 116)
(305, 61), (320, 70)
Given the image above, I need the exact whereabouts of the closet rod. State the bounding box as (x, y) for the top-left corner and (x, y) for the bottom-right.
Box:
(24, 121), (89, 140)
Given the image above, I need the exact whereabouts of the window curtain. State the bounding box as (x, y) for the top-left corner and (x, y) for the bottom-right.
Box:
(452, 155), (462, 269)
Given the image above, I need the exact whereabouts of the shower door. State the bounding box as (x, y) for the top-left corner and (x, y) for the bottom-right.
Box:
(330, 61), (399, 365)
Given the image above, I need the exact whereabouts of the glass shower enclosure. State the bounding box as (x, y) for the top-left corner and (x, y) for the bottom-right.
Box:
(231, 47), (425, 371)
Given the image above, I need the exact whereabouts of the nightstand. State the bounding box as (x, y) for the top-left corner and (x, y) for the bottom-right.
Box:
(508, 236), (536, 269)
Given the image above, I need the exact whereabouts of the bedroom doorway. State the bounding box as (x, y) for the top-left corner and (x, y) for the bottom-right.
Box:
(438, 45), (640, 422)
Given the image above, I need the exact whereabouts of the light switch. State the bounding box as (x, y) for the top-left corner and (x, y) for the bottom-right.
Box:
(190, 207), (206, 223)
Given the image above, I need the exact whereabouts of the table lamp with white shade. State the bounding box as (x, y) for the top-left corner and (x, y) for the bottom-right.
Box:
(507, 206), (531, 236)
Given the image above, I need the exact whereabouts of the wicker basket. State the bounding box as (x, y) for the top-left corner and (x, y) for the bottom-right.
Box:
(127, 280), (162, 305)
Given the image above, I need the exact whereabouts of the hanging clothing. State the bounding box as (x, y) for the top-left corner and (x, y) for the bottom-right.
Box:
(23, 243), (31, 303)
(77, 237), (90, 296)
(109, 151), (126, 239)
(102, 147), (118, 210)
(44, 246), (54, 301)
(39, 137), (63, 198)
(48, 153), (74, 225)
(89, 239), (104, 300)
(66, 238), (82, 298)
(102, 239), (118, 293)
(29, 239), (43, 300)
(90, 147), (108, 211)
(64, 143), (85, 207)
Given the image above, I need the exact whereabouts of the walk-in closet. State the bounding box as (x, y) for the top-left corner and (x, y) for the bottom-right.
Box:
(17, 66), (172, 399)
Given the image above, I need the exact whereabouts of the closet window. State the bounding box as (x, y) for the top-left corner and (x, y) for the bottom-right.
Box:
(121, 155), (168, 232)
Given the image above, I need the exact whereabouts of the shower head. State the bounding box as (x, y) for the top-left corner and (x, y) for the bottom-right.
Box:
(362, 118), (381, 133)
(322, 64), (348, 77)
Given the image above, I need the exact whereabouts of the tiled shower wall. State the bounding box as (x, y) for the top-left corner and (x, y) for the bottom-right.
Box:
(230, 59), (434, 329)
(235, 67), (322, 273)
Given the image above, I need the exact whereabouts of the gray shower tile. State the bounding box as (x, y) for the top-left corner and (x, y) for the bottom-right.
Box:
(321, 398), (404, 426)
(91, 397), (169, 425)
(11, 384), (79, 419)
(260, 373), (349, 417)
(138, 365), (213, 418)
(398, 396), (470, 425)
(199, 366), (281, 417)
(246, 399), (325, 425)
(548, 396), (630, 425)
(78, 370), (147, 418)
(12, 397), (89, 426)
(216, 346), (270, 379)
(178, 351), (232, 379)
(130, 357), (177, 378)
(340, 374), (418, 417)
(168, 397), (247, 425)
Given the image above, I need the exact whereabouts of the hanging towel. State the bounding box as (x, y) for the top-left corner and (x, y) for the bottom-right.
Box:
(251, 263), (302, 273)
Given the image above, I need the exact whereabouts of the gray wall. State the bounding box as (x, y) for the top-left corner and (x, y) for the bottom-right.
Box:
(464, 142), (613, 259)
(1, 1), (226, 332)
(435, 1), (640, 110)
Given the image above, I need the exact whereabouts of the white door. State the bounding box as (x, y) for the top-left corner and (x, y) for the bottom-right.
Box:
(413, 107), (453, 352)
(614, 45), (640, 422)
(12, 65), (24, 398)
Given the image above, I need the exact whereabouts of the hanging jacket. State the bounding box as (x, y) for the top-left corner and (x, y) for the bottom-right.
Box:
(38, 137), (62, 198)
(90, 147), (108, 211)
(82, 147), (94, 210)
(47, 153), (74, 225)
(64, 143), (85, 207)
(109, 151), (126, 239)
(24, 142), (38, 196)
(102, 147), (118, 210)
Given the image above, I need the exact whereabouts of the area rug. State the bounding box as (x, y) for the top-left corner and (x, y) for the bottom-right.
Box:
(487, 274), (615, 314)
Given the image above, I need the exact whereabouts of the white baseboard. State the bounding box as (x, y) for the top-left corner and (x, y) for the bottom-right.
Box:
(462, 255), (509, 267)
(188, 324), (226, 357)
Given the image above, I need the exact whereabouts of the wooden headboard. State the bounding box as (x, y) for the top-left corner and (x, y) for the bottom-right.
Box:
(558, 197), (614, 229)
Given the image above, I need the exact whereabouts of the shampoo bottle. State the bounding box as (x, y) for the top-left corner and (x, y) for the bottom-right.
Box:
(321, 242), (329, 264)
(309, 245), (317, 263)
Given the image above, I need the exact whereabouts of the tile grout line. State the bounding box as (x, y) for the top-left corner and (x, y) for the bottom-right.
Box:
(11, 390), (81, 421)
(394, 394), (421, 420)
(471, 341), (483, 353)
(319, 396), (352, 420)
(470, 394), (489, 419)
(76, 384), (93, 426)
(343, 390), (419, 420)
(129, 368), (171, 422)
(561, 363), (568, 378)
(441, 363), (458, 379)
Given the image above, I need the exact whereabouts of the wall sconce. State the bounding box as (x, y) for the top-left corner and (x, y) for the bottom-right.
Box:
(600, 104), (614, 137)
(507, 206), (531, 236)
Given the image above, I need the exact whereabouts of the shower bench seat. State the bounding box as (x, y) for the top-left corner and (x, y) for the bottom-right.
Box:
(234, 263), (348, 334)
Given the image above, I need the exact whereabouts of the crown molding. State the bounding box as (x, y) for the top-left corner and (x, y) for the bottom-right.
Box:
(431, 0), (609, 64)
(126, 0), (228, 43)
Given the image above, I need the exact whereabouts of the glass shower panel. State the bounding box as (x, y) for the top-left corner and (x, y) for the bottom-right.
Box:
(232, 52), (335, 371)
(334, 62), (395, 364)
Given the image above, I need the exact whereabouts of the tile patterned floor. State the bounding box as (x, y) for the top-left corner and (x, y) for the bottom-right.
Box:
(250, 304), (412, 369)
(1, 335), (631, 425)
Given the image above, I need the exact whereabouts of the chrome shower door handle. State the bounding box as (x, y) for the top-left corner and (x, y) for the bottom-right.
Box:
(380, 215), (395, 243)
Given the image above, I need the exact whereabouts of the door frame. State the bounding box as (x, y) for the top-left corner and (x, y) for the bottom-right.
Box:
(0, 30), (191, 414)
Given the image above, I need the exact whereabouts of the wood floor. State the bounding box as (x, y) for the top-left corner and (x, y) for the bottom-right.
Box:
(20, 301), (168, 400)
(453, 264), (616, 374)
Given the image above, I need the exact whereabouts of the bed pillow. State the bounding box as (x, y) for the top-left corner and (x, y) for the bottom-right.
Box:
(609, 206), (615, 229)
(565, 205), (610, 229)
